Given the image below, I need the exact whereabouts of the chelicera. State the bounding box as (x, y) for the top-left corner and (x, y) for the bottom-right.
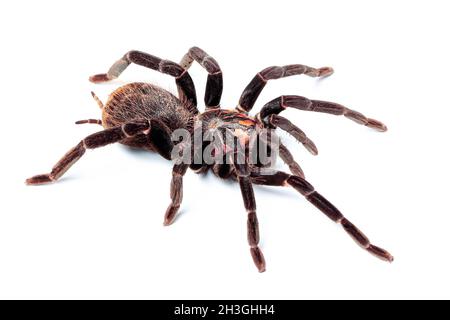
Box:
(26, 47), (393, 272)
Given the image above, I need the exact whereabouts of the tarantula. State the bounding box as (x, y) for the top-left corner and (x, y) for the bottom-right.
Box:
(26, 47), (393, 272)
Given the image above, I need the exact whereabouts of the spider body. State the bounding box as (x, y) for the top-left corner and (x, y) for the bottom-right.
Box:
(102, 82), (264, 175)
(26, 47), (393, 272)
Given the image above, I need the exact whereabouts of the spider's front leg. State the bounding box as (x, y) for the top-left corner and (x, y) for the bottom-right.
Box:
(264, 114), (318, 156)
(237, 64), (333, 114)
(258, 95), (387, 132)
(233, 162), (266, 273)
(279, 142), (305, 178)
(250, 169), (394, 262)
(258, 119), (310, 178)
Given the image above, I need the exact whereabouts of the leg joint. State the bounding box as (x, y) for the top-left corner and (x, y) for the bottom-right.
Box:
(287, 175), (315, 196)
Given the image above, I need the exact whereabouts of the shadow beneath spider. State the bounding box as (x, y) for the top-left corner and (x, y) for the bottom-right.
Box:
(119, 145), (170, 166)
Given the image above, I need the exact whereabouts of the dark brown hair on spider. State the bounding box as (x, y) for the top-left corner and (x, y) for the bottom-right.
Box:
(26, 47), (393, 272)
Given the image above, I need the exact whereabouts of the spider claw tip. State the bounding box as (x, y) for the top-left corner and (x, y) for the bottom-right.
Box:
(318, 67), (334, 77)
(25, 174), (54, 185)
(89, 73), (109, 83)
(366, 118), (387, 132)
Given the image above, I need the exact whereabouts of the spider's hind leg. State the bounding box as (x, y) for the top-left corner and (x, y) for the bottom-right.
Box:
(89, 50), (198, 112)
(234, 162), (266, 273)
(26, 119), (173, 185)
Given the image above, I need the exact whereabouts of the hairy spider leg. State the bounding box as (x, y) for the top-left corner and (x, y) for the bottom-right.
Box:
(250, 170), (393, 262)
(26, 119), (173, 185)
(180, 47), (223, 110)
(278, 142), (305, 178)
(237, 64), (333, 114)
(268, 114), (318, 156)
(258, 95), (387, 132)
(89, 50), (198, 113)
(164, 163), (189, 226)
(232, 158), (266, 273)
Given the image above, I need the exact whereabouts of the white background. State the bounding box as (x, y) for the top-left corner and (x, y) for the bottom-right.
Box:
(1, 0), (449, 299)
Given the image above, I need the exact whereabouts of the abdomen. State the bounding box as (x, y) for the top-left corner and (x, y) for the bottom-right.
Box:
(101, 82), (193, 149)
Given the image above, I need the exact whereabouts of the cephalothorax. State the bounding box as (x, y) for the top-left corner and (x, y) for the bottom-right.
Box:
(26, 47), (393, 272)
